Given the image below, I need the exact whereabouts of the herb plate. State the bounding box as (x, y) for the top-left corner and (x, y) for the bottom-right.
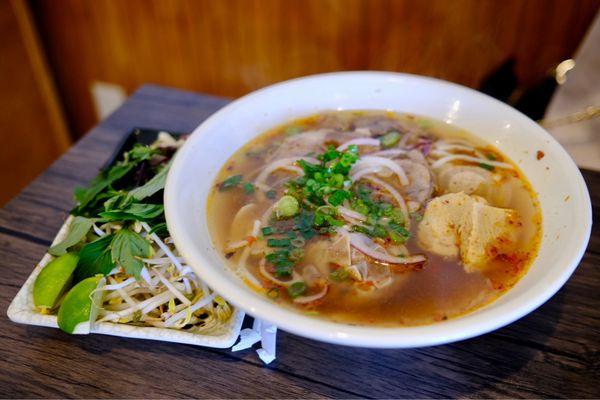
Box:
(8, 216), (245, 347)
(7, 128), (245, 348)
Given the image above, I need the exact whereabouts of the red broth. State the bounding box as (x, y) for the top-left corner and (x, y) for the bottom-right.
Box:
(207, 111), (541, 326)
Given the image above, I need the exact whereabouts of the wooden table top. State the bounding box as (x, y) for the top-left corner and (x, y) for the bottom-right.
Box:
(1, 85), (598, 399)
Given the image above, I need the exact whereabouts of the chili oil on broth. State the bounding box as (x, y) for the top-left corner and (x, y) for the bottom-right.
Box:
(207, 110), (542, 327)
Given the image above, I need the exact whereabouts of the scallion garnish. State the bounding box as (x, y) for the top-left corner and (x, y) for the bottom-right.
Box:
(219, 175), (243, 191)
(243, 182), (255, 194)
(287, 281), (307, 298)
(262, 226), (276, 236)
(267, 238), (291, 247)
(379, 131), (401, 148)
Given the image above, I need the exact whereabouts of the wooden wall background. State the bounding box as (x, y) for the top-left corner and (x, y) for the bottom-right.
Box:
(0, 0), (597, 206)
(0, 0), (69, 205)
(31, 0), (598, 138)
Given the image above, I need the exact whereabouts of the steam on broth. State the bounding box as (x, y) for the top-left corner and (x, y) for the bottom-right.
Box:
(207, 111), (541, 326)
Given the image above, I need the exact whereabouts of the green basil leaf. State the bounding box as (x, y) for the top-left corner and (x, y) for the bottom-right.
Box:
(75, 234), (115, 281)
(73, 163), (134, 213)
(111, 229), (153, 279)
(99, 203), (164, 222)
(48, 216), (95, 256)
(127, 160), (172, 201)
(149, 222), (169, 236)
(103, 192), (132, 211)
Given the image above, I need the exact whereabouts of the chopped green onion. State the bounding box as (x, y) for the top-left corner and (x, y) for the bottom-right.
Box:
(275, 263), (294, 276)
(265, 251), (288, 263)
(290, 237), (305, 248)
(266, 190), (277, 199)
(379, 131), (401, 148)
(262, 226), (276, 236)
(287, 281), (306, 299)
(328, 189), (350, 206)
(330, 268), (349, 282)
(486, 153), (497, 161)
(288, 247), (304, 261)
(275, 195), (299, 219)
(243, 182), (255, 194)
(478, 163), (495, 171)
(267, 238), (291, 247)
(219, 175), (243, 191)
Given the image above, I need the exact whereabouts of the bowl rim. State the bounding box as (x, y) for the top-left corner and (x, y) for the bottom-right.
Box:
(165, 71), (592, 348)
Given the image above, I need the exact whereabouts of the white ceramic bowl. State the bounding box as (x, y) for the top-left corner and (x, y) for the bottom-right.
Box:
(165, 72), (592, 348)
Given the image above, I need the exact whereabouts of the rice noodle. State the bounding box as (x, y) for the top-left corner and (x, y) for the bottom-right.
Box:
(347, 232), (426, 265)
(260, 204), (276, 226)
(352, 156), (409, 185)
(293, 284), (329, 304)
(251, 219), (261, 237)
(233, 219), (262, 288)
(225, 240), (249, 253)
(430, 153), (513, 169)
(336, 138), (380, 151)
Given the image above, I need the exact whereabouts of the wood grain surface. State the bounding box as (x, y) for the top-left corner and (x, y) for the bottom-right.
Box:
(0, 0), (70, 206)
(30, 0), (599, 137)
(0, 85), (598, 398)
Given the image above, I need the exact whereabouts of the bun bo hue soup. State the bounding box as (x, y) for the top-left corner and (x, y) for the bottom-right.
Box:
(208, 111), (541, 326)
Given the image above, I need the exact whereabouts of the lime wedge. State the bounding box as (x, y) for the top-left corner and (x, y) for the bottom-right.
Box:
(57, 275), (105, 334)
(33, 253), (79, 311)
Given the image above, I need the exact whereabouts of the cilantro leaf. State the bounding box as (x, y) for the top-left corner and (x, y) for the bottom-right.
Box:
(48, 216), (94, 256)
(127, 143), (158, 162)
(75, 234), (115, 281)
(111, 229), (153, 279)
